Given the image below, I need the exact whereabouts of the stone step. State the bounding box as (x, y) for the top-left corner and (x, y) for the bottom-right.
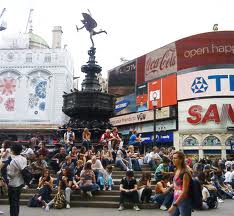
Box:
(18, 194), (121, 202)
(22, 189), (121, 196)
(0, 199), (159, 209)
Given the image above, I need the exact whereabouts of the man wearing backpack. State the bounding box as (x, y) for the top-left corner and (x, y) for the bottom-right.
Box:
(7, 143), (27, 216)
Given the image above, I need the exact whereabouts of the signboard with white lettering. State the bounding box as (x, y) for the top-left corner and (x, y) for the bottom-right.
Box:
(118, 119), (177, 135)
(115, 93), (136, 115)
(145, 42), (177, 82)
(110, 107), (170, 126)
(177, 69), (234, 100)
(140, 132), (174, 143)
(179, 98), (234, 131)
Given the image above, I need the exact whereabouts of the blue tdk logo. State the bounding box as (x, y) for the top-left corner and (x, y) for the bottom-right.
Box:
(191, 75), (234, 93)
(115, 99), (129, 113)
(191, 77), (208, 93)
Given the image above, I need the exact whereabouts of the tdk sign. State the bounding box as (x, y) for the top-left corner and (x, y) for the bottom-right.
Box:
(115, 99), (129, 113)
(191, 75), (234, 93)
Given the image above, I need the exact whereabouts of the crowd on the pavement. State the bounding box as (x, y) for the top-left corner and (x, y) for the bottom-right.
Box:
(0, 127), (234, 216)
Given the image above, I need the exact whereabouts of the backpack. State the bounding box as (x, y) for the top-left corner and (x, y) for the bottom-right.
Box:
(180, 172), (203, 210)
(21, 166), (33, 186)
(189, 178), (203, 210)
(53, 192), (65, 209)
(27, 194), (42, 207)
(206, 192), (218, 209)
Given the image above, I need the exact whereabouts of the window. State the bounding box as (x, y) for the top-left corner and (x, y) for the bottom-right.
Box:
(183, 136), (199, 146)
(225, 136), (234, 146)
(44, 53), (51, 63)
(203, 136), (221, 146)
(26, 53), (32, 63)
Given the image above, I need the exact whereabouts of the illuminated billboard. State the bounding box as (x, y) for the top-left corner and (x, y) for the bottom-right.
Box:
(148, 74), (177, 109)
(177, 68), (234, 100)
(108, 60), (136, 96)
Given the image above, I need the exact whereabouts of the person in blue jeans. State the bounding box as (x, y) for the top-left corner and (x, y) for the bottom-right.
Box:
(128, 130), (143, 154)
(79, 162), (99, 197)
(168, 151), (192, 216)
(153, 174), (173, 210)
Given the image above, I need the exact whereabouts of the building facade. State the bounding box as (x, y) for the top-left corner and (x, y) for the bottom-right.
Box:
(108, 31), (234, 159)
(0, 27), (74, 141)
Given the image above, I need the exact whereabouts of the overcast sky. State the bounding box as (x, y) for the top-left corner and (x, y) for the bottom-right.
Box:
(1, 0), (234, 82)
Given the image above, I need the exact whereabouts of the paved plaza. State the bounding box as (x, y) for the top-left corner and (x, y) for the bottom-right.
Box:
(0, 200), (232, 216)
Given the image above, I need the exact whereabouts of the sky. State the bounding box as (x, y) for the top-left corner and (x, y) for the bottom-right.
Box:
(0, 0), (234, 84)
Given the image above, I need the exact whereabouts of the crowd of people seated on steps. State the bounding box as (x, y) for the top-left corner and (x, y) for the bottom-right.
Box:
(0, 127), (234, 214)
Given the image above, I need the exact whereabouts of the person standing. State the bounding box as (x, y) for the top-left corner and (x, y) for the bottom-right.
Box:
(168, 151), (192, 216)
(82, 128), (91, 150)
(7, 143), (27, 216)
(64, 127), (75, 153)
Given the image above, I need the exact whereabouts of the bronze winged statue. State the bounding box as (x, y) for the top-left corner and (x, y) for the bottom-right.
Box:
(76, 10), (107, 48)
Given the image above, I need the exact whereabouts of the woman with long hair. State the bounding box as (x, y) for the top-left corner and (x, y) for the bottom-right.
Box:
(79, 162), (99, 197)
(82, 128), (91, 150)
(168, 151), (192, 216)
(137, 172), (152, 203)
(37, 169), (54, 205)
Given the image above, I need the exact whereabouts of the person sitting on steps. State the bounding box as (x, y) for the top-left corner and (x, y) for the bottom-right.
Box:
(118, 170), (140, 211)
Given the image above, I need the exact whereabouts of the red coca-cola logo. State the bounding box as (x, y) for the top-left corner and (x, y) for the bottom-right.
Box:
(145, 49), (176, 76)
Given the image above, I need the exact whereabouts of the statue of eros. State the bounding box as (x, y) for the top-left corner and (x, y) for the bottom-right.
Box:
(76, 10), (107, 48)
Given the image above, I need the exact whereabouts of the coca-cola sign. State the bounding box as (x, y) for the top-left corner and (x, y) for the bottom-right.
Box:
(145, 43), (177, 81)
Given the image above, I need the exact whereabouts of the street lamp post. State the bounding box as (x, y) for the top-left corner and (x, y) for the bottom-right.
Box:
(152, 96), (157, 149)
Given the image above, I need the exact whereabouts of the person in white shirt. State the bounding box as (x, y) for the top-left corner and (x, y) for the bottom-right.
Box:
(202, 185), (210, 210)
(7, 143), (27, 216)
(0, 140), (11, 183)
(88, 156), (106, 185)
(231, 164), (234, 189)
(147, 146), (162, 171)
(64, 127), (75, 153)
(224, 167), (233, 186)
(20, 143), (35, 161)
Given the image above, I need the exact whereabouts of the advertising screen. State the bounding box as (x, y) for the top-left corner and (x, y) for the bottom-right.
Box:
(108, 60), (136, 96)
(145, 42), (177, 82)
(115, 93), (136, 116)
(148, 74), (177, 109)
(136, 83), (148, 112)
(177, 68), (234, 100)
(178, 98), (234, 131)
(176, 31), (234, 71)
(136, 55), (146, 85)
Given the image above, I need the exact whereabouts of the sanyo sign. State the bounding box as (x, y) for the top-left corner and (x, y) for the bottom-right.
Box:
(178, 69), (234, 100)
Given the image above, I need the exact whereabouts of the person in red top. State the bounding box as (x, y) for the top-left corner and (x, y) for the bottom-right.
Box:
(110, 127), (122, 149)
(100, 129), (112, 146)
(168, 151), (192, 216)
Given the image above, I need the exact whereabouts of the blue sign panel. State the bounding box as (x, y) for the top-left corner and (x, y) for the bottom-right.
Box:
(115, 93), (136, 116)
(141, 132), (174, 143)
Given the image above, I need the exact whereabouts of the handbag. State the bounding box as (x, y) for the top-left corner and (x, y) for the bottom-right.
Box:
(0, 177), (7, 196)
(53, 192), (65, 209)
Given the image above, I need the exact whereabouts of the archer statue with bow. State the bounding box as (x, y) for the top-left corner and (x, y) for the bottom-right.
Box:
(76, 10), (107, 48)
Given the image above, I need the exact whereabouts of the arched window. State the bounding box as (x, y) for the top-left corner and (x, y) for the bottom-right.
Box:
(183, 136), (199, 146)
(225, 136), (234, 146)
(203, 136), (221, 146)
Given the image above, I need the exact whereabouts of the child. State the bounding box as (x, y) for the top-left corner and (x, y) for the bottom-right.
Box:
(98, 165), (114, 191)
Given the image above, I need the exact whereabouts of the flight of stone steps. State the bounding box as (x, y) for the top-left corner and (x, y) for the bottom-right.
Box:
(0, 164), (160, 209)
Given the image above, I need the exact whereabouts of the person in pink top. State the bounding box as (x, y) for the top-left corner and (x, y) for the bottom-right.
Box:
(168, 151), (192, 216)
